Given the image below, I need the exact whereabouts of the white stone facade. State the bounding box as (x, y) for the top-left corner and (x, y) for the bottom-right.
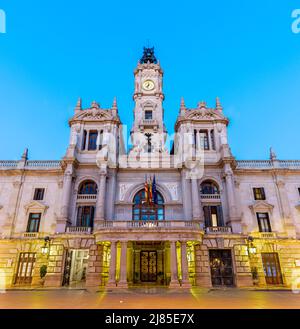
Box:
(0, 48), (300, 289)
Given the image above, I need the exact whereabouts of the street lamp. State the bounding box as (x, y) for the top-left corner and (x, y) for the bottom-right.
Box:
(41, 236), (51, 256)
(247, 236), (257, 255)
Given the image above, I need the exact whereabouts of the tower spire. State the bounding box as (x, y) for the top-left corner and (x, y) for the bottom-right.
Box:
(75, 97), (82, 113)
(111, 96), (118, 116)
(180, 97), (186, 115)
(216, 96), (223, 111)
(21, 148), (28, 161)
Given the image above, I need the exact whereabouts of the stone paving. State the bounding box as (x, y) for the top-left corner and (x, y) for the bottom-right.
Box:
(0, 288), (300, 309)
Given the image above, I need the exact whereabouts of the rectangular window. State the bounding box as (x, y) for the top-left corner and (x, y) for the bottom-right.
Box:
(145, 110), (153, 120)
(88, 131), (98, 151)
(210, 130), (216, 150)
(203, 205), (224, 227)
(82, 130), (87, 150)
(15, 252), (36, 285)
(298, 188), (300, 197)
(77, 206), (95, 227)
(261, 253), (283, 285)
(33, 188), (45, 201)
(27, 213), (41, 233)
(253, 187), (266, 200)
(200, 130), (209, 150)
(257, 212), (272, 232)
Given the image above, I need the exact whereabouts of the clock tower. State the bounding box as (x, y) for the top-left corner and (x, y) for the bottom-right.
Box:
(130, 47), (168, 155)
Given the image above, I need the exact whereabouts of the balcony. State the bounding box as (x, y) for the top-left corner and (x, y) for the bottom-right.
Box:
(139, 119), (159, 130)
(205, 226), (232, 234)
(95, 220), (202, 230)
(65, 226), (92, 234)
(23, 232), (39, 238)
(77, 194), (97, 201)
(252, 232), (277, 239)
(200, 193), (221, 200)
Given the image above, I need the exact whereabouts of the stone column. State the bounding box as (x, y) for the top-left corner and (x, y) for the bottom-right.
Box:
(85, 130), (90, 150)
(107, 241), (117, 288)
(107, 169), (117, 221)
(275, 178), (295, 236)
(181, 169), (192, 221)
(224, 164), (241, 232)
(180, 241), (191, 288)
(57, 164), (74, 232)
(196, 130), (201, 152)
(94, 171), (107, 224)
(118, 241), (128, 288)
(169, 241), (180, 288)
(191, 178), (202, 221)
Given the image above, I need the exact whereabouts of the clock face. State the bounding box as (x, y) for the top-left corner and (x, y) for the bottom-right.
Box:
(142, 80), (155, 91)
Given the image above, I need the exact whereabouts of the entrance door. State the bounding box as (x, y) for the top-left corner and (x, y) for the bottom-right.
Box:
(140, 251), (157, 282)
(62, 249), (89, 286)
(209, 249), (234, 286)
(15, 252), (36, 284)
(261, 253), (283, 285)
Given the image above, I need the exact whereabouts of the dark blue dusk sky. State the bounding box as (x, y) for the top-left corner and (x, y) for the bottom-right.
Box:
(0, 1), (300, 160)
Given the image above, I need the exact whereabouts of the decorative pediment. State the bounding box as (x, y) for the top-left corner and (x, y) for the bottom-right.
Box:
(73, 108), (113, 121)
(249, 201), (274, 214)
(24, 201), (49, 215)
(183, 108), (226, 121)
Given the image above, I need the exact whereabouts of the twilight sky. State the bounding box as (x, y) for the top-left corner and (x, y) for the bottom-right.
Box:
(0, 0), (300, 160)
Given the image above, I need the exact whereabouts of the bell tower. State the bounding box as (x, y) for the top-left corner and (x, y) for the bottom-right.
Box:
(130, 47), (168, 155)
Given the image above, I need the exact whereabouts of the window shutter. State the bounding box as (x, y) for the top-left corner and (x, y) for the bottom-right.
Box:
(217, 205), (224, 226)
(203, 206), (211, 227)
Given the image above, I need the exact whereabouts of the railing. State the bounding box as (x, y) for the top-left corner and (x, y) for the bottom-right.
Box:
(236, 160), (272, 169)
(95, 220), (202, 230)
(236, 160), (300, 170)
(259, 232), (277, 239)
(0, 161), (18, 168)
(205, 226), (232, 234)
(77, 194), (97, 201)
(23, 232), (39, 238)
(200, 193), (221, 200)
(66, 226), (92, 234)
(25, 161), (61, 169)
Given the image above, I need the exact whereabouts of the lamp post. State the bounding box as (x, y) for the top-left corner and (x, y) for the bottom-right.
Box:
(41, 236), (51, 257)
(247, 236), (257, 255)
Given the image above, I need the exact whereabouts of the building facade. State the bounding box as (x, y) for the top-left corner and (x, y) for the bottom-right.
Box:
(1, 48), (300, 289)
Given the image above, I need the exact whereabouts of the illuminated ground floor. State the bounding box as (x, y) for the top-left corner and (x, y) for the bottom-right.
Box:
(1, 289), (300, 309)
(0, 234), (300, 290)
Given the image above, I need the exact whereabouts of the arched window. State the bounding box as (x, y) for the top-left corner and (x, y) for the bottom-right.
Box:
(78, 180), (98, 195)
(133, 190), (164, 221)
(200, 180), (219, 195)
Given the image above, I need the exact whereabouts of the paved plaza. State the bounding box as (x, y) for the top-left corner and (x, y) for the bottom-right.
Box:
(0, 288), (300, 309)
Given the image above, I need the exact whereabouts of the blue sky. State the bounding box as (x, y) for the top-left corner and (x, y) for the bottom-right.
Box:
(0, 0), (300, 160)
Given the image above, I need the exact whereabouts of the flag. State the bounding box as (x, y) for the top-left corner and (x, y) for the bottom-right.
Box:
(149, 177), (153, 204)
(144, 175), (148, 204)
(152, 175), (158, 204)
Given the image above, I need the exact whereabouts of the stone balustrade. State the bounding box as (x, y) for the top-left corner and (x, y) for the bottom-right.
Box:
(200, 193), (221, 200)
(65, 226), (92, 234)
(77, 194), (97, 201)
(94, 220), (202, 230)
(205, 226), (232, 234)
(236, 160), (300, 170)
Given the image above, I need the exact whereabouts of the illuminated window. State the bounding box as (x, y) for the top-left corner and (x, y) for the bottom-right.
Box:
(257, 212), (271, 232)
(133, 190), (164, 221)
(253, 187), (266, 200)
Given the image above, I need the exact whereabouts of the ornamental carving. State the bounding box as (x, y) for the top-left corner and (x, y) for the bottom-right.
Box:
(164, 183), (179, 201)
(119, 183), (134, 201)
